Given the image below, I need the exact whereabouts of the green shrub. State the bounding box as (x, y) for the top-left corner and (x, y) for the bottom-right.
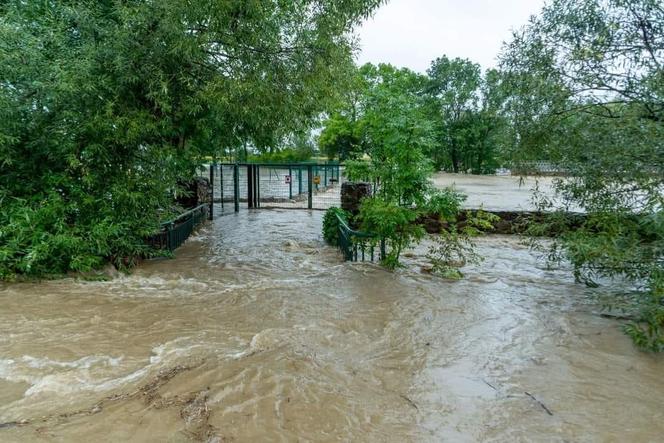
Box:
(0, 185), (171, 280)
(426, 188), (466, 221)
(322, 207), (349, 246)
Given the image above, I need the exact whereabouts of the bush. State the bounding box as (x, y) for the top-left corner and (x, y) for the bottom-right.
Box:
(426, 188), (466, 221)
(322, 207), (349, 246)
(0, 193), (161, 279)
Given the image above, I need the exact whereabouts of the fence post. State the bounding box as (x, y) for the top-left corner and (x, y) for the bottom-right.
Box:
(208, 163), (214, 220)
(168, 222), (175, 251)
(324, 164), (328, 187)
(307, 164), (313, 209)
(314, 165), (318, 191)
(255, 164), (260, 208)
(247, 164), (254, 209)
(288, 165), (292, 200)
(220, 165), (224, 210)
(233, 163), (239, 212)
(298, 166), (302, 195)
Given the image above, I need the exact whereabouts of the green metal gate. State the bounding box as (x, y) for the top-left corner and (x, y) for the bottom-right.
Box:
(204, 162), (342, 213)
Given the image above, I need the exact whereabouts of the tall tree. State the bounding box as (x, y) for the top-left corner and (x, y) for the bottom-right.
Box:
(425, 57), (507, 173)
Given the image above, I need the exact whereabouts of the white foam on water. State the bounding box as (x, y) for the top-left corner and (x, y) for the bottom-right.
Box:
(0, 358), (16, 379)
(0, 338), (202, 399)
(21, 355), (123, 370)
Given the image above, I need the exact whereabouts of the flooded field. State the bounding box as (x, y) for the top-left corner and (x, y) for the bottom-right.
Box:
(432, 173), (561, 211)
(1, 210), (662, 442)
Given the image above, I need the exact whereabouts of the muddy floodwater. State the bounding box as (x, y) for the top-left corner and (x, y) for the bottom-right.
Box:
(432, 173), (561, 211)
(1, 210), (662, 442)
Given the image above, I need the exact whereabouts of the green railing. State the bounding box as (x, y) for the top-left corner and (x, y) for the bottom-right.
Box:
(147, 204), (209, 251)
(336, 213), (385, 262)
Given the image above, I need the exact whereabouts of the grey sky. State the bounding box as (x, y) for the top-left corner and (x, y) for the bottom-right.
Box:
(356, 0), (546, 72)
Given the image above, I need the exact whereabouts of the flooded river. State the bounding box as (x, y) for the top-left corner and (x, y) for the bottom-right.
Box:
(1, 210), (662, 442)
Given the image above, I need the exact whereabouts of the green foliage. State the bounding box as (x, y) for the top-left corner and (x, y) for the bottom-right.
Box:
(425, 188), (466, 221)
(357, 188), (470, 270)
(321, 58), (509, 174)
(425, 57), (508, 173)
(462, 209), (501, 236)
(348, 64), (436, 206)
(322, 207), (349, 246)
(502, 0), (664, 350)
(318, 114), (364, 160)
(248, 132), (317, 163)
(247, 148), (313, 164)
(332, 64), (474, 269)
(358, 198), (424, 269)
(623, 269), (663, 352)
(426, 228), (481, 280)
(0, 193), (161, 280)
(344, 160), (373, 182)
(0, 0), (384, 278)
(540, 211), (664, 351)
(425, 208), (499, 279)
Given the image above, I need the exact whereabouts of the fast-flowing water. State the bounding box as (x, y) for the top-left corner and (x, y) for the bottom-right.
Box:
(1, 210), (662, 442)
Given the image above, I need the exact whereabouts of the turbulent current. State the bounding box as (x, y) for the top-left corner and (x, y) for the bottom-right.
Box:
(0, 210), (662, 442)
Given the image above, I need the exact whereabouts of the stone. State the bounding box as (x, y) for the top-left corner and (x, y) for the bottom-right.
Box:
(340, 182), (372, 215)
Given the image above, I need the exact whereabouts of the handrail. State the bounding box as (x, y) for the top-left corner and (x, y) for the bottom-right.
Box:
(335, 213), (375, 239)
(160, 203), (209, 228)
(335, 212), (385, 262)
(147, 204), (209, 252)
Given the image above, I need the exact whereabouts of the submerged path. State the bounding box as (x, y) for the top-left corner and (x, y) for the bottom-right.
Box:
(0, 210), (662, 441)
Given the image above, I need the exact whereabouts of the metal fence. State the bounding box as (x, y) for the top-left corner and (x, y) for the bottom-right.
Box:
(336, 213), (385, 262)
(200, 162), (343, 212)
(147, 204), (208, 251)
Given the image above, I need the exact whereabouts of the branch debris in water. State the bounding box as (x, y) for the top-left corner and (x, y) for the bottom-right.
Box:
(525, 391), (554, 416)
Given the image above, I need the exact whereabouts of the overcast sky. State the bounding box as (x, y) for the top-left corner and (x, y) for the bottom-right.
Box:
(356, 0), (546, 72)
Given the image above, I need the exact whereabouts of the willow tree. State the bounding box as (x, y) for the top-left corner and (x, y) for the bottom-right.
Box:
(501, 0), (663, 350)
(0, 0), (383, 278)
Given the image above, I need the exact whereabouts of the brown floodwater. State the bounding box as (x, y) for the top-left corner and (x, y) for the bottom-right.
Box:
(432, 173), (562, 212)
(0, 210), (662, 442)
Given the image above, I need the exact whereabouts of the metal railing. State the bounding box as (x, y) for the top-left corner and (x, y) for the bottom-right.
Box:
(336, 213), (385, 262)
(147, 204), (209, 251)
